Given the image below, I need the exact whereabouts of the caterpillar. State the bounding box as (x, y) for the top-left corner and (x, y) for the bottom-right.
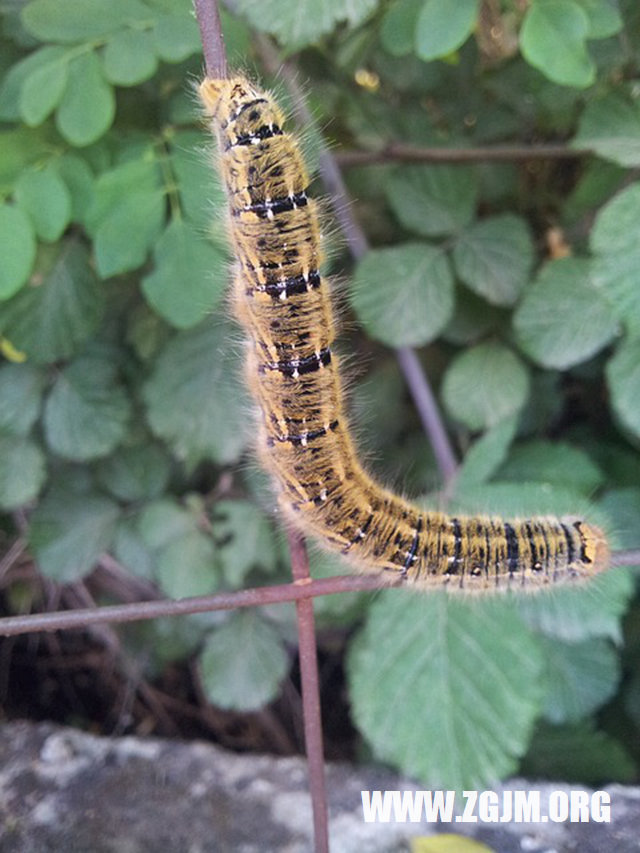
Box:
(198, 74), (609, 593)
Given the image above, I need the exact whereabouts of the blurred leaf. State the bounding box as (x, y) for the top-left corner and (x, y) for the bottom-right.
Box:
(232, 0), (378, 48)
(54, 153), (95, 223)
(96, 443), (171, 502)
(44, 353), (131, 460)
(380, 0), (422, 57)
(496, 440), (604, 495)
(350, 243), (454, 347)
(29, 484), (119, 582)
(138, 498), (195, 549)
(152, 13), (202, 62)
(141, 218), (227, 328)
(101, 29), (158, 86)
(0, 241), (104, 362)
(452, 214), (534, 306)
(590, 181), (640, 337)
(0, 363), (45, 435)
(415, 0), (479, 61)
(156, 530), (219, 598)
(56, 52), (115, 146)
(143, 320), (250, 466)
(540, 635), (620, 723)
(573, 93), (640, 166)
(606, 337), (640, 439)
(22, 0), (152, 42)
(442, 285), (502, 346)
(513, 257), (618, 369)
(14, 167), (72, 242)
(520, 0), (594, 88)
(19, 49), (69, 125)
(211, 499), (279, 586)
(0, 45), (69, 121)
(170, 131), (226, 229)
(574, 0), (622, 37)
(348, 591), (543, 789)
(598, 487), (640, 551)
(442, 341), (530, 430)
(386, 165), (478, 237)
(0, 204), (36, 300)
(199, 610), (289, 710)
(455, 415), (518, 490)
(86, 158), (165, 277)
(0, 434), (46, 510)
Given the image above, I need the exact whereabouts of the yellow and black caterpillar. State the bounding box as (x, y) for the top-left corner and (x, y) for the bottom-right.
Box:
(199, 75), (609, 593)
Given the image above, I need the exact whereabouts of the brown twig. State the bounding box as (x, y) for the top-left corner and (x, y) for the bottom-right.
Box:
(336, 142), (592, 167)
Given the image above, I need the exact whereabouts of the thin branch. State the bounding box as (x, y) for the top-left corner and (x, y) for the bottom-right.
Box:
(194, 0), (227, 79)
(336, 142), (592, 167)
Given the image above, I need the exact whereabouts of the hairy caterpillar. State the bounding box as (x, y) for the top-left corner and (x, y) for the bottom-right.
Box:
(198, 75), (609, 592)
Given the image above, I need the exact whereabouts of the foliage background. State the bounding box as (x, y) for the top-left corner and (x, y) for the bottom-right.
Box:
(1, 0), (640, 789)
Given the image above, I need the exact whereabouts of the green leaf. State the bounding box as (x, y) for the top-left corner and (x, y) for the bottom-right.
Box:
(141, 219), (227, 328)
(442, 341), (530, 430)
(170, 131), (226, 229)
(573, 0), (623, 37)
(44, 353), (131, 460)
(156, 531), (219, 598)
(14, 168), (72, 243)
(56, 52), (115, 147)
(0, 204), (36, 300)
(19, 51), (69, 126)
(598, 487), (640, 551)
(496, 440), (604, 495)
(143, 320), (251, 466)
(454, 415), (518, 490)
(22, 0), (153, 42)
(0, 364), (45, 435)
(211, 499), (279, 586)
(347, 591), (544, 788)
(452, 479), (594, 519)
(513, 257), (618, 370)
(520, 0), (595, 88)
(442, 286), (501, 346)
(380, 0), (423, 57)
(415, 0), (479, 61)
(0, 241), (104, 363)
(152, 13), (202, 62)
(29, 485), (119, 582)
(0, 46), (69, 122)
(540, 636), (620, 723)
(523, 722), (636, 784)
(350, 243), (454, 347)
(232, 0), (378, 48)
(606, 337), (640, 439)
(54, 154), (95, 223)
(573, 93), (640, 166)
(386, 165), (478, 237)
(96, 443), (171, 502)
(0, 434), (46, 510)
(199, 610), (289, 711)
(452, 214), (534, 306)
(138, 498), (195, 549)
(86, 158), (165, 277)
(101, 29), (158, 86)
(590, 182), (640, 337)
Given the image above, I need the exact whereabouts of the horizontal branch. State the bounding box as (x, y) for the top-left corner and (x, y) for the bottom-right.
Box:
(336, 142), (591, 167)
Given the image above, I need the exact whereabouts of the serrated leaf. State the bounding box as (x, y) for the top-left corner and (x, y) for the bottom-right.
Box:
(19, 51), (69, 126)
(55, 52), (115, 147)
(152, 13), (202, 62)
(573, 93), (640, 166)
(156, 531), (219, 599)
(101, 29), (158, 86)
(44, 353), (131, 460)
(86, 158), (165, 277)
(520, 0), (594, 88)
(513, 258), (618, 370)
(452, 214), (534, 306)
(0, 241), (104, 363)
(455, 415), (518, 490)
(29, 485), (120, 582)
(496, 440), (604, 495)
(606, 337), (640, 439)
(540, 635), (620, 723)
(380, 0), (423, 57)
(143, 320), (250, 466)
(0, 204), (36, 300)
(96, 443), (171, 502)
(386, 165), (478, 237)
(350, 243), (454, 347)
(442, 342), (530, 430)
(0, 363), (45, 435)
(142, 219), (227, 328)
(14, 168), (72, 243)
(22, 0), (153, 42)
(415, 0), (479, 61)
(0, 434), (46, 510)
(233, 0), (378, 48)
(211, 499), (278, 586)
(199, 610), (289, 711)
(347, 591), (544, 789)
(590, 181), (640, 337)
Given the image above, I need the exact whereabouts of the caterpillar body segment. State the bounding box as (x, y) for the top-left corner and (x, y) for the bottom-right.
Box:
(199, 75), (609, 593)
